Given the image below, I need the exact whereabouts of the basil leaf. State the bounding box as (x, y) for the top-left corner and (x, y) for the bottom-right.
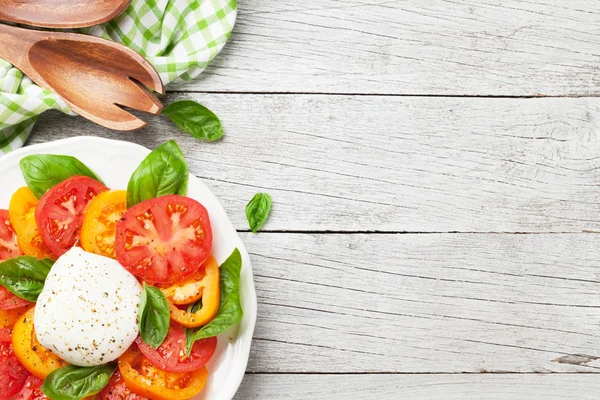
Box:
(163, 100), (224, 142)
(185, 248), (243, 355)
(126, 140), (189, 208)
(246, 193), (272, 233)
(139, 283), (170, 349)
(0, 256), (54, 301)
(188, 298), (203, 314)
(20, 154), (103, 199)
(42, 364), (115, 400)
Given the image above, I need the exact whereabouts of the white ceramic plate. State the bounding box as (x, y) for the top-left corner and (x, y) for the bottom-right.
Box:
(0, 136), (257, 400)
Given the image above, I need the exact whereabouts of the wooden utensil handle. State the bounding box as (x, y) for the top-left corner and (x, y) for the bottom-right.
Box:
(0, 24), (37, 69)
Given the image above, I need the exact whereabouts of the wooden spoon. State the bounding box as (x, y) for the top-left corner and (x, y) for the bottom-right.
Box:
(0, 0), (130, 28)
(0, 23), (164, 131)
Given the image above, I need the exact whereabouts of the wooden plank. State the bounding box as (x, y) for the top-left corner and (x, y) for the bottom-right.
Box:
(30, 94), (600, 233)
(238, 232), (600, 373)
(234, 374), (600, 399)
(172, 0), (600, 96)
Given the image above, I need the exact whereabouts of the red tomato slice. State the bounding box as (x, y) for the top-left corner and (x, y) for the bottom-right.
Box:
(0, 328), (29, 398)
(0, 209), (24, 261)
(0, 287), (29, 310)
(35, 176), (108, 257)
(135, 322), (217, 373)
(15, 375), (45, 400)
(99, 370), (148, 400)
(0, 209), (29, 311)
(115, 195), (213, 283)
(0, 328), (10, 342)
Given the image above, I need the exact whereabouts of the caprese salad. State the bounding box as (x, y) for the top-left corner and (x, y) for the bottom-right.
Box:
(0, 141), (243, 400)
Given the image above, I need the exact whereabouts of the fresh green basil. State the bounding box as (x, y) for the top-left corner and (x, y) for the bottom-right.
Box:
(0, 256), (54, 301)
(139, 283), (170, 349)
(126, 140), (189, 208)
(42, 364), (115, 400)
(189, 298), (203, 314)
(185, 248), (243, 355)
(246, 193), (272, 233)
(20, 154), (103, 198)
(162, 100), (224, 142)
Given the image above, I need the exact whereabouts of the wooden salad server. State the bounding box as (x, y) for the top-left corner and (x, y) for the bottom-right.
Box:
(0, 0), (130, 28)
(0, 23), (164, 131)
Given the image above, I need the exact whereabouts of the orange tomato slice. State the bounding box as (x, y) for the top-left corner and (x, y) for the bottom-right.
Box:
(12, 308), (67, 379)
(81, 190), (127, 258)
(119, 345), (208, 400)
(164, 257), (220, 328)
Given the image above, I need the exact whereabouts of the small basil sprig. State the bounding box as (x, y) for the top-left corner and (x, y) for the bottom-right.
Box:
(246, 193), (272, 233)
(0, 256), (54, 301)
(20, 154), (103, 198)
(138, 283), (170, 349)
(126, 140), (188, 208)
(163, 100), (224, 142)
(42, 364), (115, 400)
(185, 248), (243, 355)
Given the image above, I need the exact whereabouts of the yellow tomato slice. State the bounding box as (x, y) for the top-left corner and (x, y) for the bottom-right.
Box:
(12, 308), (67, 379)
(0, 303), (32, 329)
(119, 346), (208, 400)
(81, 190), (127, 258)
(8, 187), (55, 259)
(165, 257), (220, 328)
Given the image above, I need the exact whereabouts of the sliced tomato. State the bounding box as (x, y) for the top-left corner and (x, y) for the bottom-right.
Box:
(159, 256), (218, 306)
(12, 308), (67, 379)
(9, 187), (55, 260)
(15, 375), (46, 400)
(159, 269), (205, 306)
(136, 322), (217, 373)
(1, 303), (33, 329)
(16, 374), (96, 400)
(0, 209), (24, 261)
(99, 371), (148, 400)
(35, 176), (108, 257)
(81, 190), (127, 258)
(119, 345), (208, 400)
(0, 207), (31, 312)
(164, 257), (220, 328)
(115, 195), (213, 284)
(0, 328), (29, 398)
(0, 286), (30, 310)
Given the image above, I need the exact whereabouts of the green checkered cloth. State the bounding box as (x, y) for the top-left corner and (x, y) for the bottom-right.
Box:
(0, 0), (237, 154)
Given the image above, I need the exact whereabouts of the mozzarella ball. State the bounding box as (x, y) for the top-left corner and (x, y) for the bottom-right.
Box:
(35, 247), (142, 366)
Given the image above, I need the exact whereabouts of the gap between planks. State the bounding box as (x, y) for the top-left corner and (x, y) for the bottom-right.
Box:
(166, 91), (600, 99)
(236, 230), (600, 234)
(242, 371), (599, 375)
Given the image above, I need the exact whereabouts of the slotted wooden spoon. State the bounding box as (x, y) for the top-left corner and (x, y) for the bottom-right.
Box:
(0, 23), (164, 131)
(0, 0), (130, 28)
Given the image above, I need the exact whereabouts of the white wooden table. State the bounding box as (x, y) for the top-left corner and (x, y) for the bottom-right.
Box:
(28, 1), (600, 398)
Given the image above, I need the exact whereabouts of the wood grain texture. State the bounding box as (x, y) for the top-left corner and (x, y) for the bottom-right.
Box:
(30, 94), (600, 233)
(234, 374), (600, 399)
(0, 0), (130, 29)
(17, 0), (600, 397)
(239, 232), (600, 373)
(172, 0), (600, 96)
